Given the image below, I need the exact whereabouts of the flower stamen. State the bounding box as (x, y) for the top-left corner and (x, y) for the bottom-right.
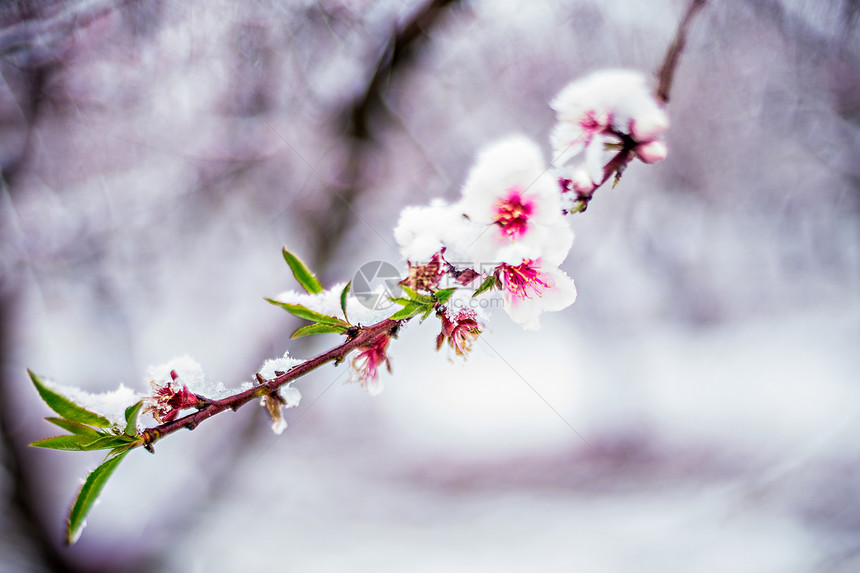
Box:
(498, 259), (550, 300)
(493, 187), (534, 239)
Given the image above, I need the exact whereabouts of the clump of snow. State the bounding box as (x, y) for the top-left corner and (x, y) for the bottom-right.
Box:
(393, 200), (466, 262)
(279, 385), (301, 408)
(257, 351), (304, 380)
(145, 355), (251, 400)
(257, 352), (304, 435)
(41, 379), (142, 428)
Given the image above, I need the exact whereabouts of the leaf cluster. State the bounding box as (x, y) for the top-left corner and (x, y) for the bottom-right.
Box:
(28, 370), (142, 544)
(388, 285), (456, 321)
(266, 249), (353, 338)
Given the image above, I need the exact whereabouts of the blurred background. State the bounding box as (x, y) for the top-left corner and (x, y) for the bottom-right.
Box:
(1, 0), (859, 571)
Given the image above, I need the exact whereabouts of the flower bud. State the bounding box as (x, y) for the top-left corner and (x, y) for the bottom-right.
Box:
(635, 140), (668, 164)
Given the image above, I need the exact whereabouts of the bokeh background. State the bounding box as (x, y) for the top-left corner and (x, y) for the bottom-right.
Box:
(2, 0), (859, 571)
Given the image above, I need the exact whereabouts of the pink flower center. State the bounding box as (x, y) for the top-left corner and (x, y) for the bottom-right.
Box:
(494, 187), (533, 239)
(499, 259), (550, 300)
(578, 110), (611, 145)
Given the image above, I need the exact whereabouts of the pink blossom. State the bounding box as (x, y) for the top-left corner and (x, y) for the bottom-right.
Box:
(436, 308), (482, 358)
(550, 70), (670, 189)
(458, 136), (573, 266)
(144, 371), (202, 423)
(634, 140), (668, 164)
(401, 249), (447, 292)
(495, 259), (577, 330)
(498, 259), (550, 300)
(351, 335), (392, 395)
(493, 186), (534, 239)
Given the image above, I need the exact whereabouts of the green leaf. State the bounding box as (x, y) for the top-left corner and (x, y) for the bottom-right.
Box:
(282, 248), (324, 294)
(413, 293), (436, 305)
(28, 370), (110, 428)
(45, 417), (100, 437)
(389, 303), (426, 320)
(31, 435), (101, 451)
(67, 452), (128, 545)
(291, 322), (349, 339)
(123, 401), (143, 436)
(264, 299), (349, 327)
(397, 285), (432, 304)
(399, 285), (418, 299)
(80, 435), (129, 451)
(340, 282), (351, 324)
(434, 288), (457, 305)
(108, 442), (139, 458)
(472, 275), (497, 298)
(31, 432), (137, 452)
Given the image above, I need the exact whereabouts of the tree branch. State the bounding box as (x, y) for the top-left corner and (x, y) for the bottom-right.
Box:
(656, 0), (708, 105)
(141, 318), (402, 450)
(311, 0), (460, 271)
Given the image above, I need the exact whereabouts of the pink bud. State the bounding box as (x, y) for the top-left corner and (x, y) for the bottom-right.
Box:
(630, 110), (669, 141)
(635, 140), (668, 164)
(571, 168), (596, 194)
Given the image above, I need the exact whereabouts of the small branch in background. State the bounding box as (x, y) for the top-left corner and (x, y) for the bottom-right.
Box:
(311, 0), (460, 270)
(656, 0), (707, 105)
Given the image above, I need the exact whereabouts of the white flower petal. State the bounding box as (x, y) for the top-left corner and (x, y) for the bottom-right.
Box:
(504, 265), (577, 331)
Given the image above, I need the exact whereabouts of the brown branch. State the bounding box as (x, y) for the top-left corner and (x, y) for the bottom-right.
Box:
(656, 0), (708, 105)
(141, 318), (401, 450)
(568, 1), (709, 213)
(312, 0), (460, 272)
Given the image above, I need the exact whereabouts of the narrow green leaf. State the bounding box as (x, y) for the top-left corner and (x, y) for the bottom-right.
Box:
(340, 282), (351, 324)
(388, 296), (415, 307)
(414, 294), (436, 305)
(434, 288), (457, 305)
(108, 442), (139, 458)
(291, 322), (348, 339)
(420, 307), (435, 322)
(264, 299), (349, 327)
(28, 370), (110, 428)
(30, 435), (100, 451)
(282, 248), (324, 294)
(399, 285), (418, 299)
(472, 275), (497, 298)
(45, 417), (100, 437)
(389, 303), (426, 320)
(67, 452), (127, 545)
(80, 435), (130, 451)
(123, 401), (143, 436)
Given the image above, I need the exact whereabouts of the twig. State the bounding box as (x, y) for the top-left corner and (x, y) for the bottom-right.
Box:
(656, 0), (708, 105)
(312, 0), (460, 270)
(141, 318), (401, 450)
